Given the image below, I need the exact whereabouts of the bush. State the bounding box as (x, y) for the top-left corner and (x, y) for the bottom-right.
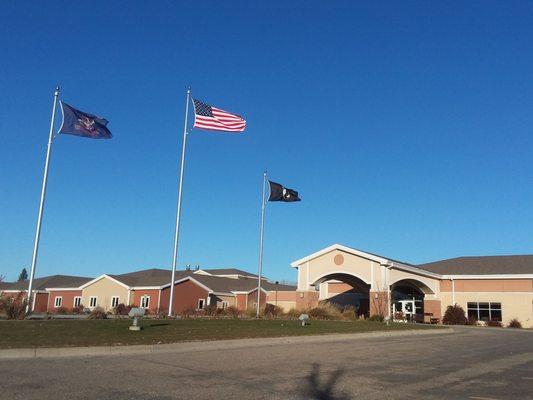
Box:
(368, 314), (384, 322)
(0, 292), (28, 320)
(285, 308), (300, 319)
(113, 303), (131, 316)
(56, 306), (68, 315)
(243, 306), (258, 318)
(508, 318), (522, 329)
(487, 319), (503, 327)
(466, 315), (478, 326)
(202, 304), (218, 316)
(442, 305), (468, 325)
(224, 305), (241, 319)
(264, 303), (283, 318)
(308, 304), (343, 320)
(180, 306), (196, 318)
(341, 305), (357, 320)
(72, 305), (85, 315)
(88, 307), (107, 319)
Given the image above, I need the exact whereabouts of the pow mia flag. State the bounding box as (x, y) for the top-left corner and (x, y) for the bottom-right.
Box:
(268, 181), (301, 202)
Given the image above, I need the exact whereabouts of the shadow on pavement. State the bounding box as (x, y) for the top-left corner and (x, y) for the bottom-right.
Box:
(303, 363), (350, 400)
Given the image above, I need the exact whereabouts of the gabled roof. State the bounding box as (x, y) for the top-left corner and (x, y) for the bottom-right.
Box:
(173, 274), (296, 295)
(416, 255), (533, 275)
(290, 244), (441, 279)
(0, 281), (14, 290)
(5, 275), (92, 291)
(109, 268), (191, 287)
(194, 268), (259, 278)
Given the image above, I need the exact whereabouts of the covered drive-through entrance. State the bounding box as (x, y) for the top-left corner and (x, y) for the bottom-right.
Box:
(291, 244), (442, 320)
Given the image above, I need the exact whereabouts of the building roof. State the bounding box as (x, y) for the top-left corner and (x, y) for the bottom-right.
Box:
(188, 274), (296, 294)
(0, 281), (13, 290)
(416, 255), (533, 275)
(109, 268), (191, 287)
(195, 268), (259, 278)
(4, 275), (93, 291)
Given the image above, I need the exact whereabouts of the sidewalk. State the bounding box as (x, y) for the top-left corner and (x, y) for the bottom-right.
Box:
(0, 327), (452, 360)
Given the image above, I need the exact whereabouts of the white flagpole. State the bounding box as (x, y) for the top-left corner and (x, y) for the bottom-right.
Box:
(256, 171), (267, 318)
(169, 88), (191, 317)
(26, 86), (60, 313)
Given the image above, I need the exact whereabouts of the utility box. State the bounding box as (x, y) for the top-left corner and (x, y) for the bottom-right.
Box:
(128, 308), (145, 331)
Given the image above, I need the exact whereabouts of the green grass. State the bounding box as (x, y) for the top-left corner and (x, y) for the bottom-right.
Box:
(0, 318), (438, 349)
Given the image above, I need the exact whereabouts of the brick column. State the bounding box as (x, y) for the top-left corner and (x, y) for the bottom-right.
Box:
(370, 291), (389, 317)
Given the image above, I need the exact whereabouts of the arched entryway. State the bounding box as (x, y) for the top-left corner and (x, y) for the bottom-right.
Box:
(391, 279), (434, 322)
(311, 273), (371, 317)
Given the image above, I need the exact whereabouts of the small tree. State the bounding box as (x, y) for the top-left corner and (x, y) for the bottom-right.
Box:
(18, 268), (28, 282)
(442, 304), (468, 325)
(0, 292), (28, 319)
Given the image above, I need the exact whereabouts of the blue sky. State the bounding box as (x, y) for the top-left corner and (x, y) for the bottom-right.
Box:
(1, 1), (532, 282)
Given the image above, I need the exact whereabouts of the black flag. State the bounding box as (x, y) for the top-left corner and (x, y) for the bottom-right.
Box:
(268, 181), (301, 202)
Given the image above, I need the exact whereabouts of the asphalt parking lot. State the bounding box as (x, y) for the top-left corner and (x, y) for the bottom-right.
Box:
(1, 326), (531, 400)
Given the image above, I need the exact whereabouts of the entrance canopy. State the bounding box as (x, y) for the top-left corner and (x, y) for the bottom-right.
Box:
(291, 244), (440, 297)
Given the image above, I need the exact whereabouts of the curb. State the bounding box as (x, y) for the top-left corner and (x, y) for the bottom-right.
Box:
(0, 328), (453, 360)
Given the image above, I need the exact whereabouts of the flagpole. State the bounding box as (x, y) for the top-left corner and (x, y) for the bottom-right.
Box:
(256, 171), (267, 318)
(169, 87), (191, 317)
(26, 86), (60, 313)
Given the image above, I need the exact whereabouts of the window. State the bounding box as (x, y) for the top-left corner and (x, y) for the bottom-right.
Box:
(54, 296), (62, 308)
(140, 295), (150, 309)
(467, 302), (502, 322)
(89, 296), (97, 308)
(221, 301), (229, 310)
(197, 299), (205, 310)
(111, 296), (120, 308)
(73, 297), (82, 307)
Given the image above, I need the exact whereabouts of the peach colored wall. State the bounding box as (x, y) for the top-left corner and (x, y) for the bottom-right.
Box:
(130, 289), (160, 314)
(327, 282), (353, 294)
(295, 291), (319, 310)
(440, 279), (533, 293)
(424, 299), (442, 319)
(47, 290), (82, 312)
(266, 291), (298, 302)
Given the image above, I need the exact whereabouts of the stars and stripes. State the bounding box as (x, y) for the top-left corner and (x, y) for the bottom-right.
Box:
(193, 99), (246, 132)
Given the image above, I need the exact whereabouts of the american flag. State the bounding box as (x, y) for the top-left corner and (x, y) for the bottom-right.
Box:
(193, 99), (246, 132)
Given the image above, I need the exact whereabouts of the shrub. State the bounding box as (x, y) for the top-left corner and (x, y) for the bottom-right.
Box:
(224, 305), (240, 319)
(487, 319), (503, 327)
(285, 308), (300, 319)
(466, 315), (478, 326)
(308, 304), (343, 320)
(202, 304), (218, 316)
(88, 307), (107, 319)
(368, 314), (384, 322)
(244, 306), (258, 318)
(393, 311), (405, 321)
(508, 318), (522, 329)
(341, 305), (357, 320)
(113, 303), (131, 316)
(72, 305), (85, 315)
(442, 305), (468, 325)
(180, 306), (196, 318)
(0, 292), (28, 320)
(56, 307), (68, 315)
(264, 303), (283, 318)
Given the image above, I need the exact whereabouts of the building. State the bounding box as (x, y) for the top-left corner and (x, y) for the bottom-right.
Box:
(291, 244), (533, 327)
(0, 268), (296, 314)
(0, 275), (92, 312)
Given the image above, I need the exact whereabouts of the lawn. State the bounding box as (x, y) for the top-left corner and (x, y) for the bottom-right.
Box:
(0, 318), (438, 349)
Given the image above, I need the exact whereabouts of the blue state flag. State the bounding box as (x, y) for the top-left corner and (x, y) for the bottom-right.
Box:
(58, 102), (112, 139)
